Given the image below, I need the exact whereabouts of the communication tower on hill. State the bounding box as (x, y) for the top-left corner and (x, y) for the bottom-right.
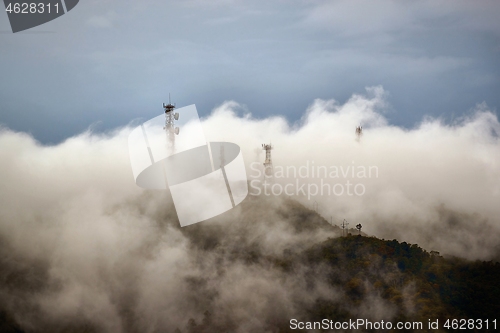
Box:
(356, 223), (362, 235)
(355, 125), (363, 141)
(262, 143), (273, 178)
(163, 94), (180, 149)
(340, 219), (349, 237)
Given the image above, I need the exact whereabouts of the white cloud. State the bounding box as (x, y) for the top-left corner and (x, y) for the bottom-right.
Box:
(1, 88), (499, 331)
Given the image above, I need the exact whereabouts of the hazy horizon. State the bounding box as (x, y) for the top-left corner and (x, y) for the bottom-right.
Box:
(1, 0), (499, 144)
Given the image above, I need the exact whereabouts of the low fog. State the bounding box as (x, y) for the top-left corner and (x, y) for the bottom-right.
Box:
(201, 86), (500, 260)
(1, 86), (499, 332)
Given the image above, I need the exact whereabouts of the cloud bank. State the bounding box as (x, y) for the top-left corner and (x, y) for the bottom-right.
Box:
(0, 87), (499, 331)
(201, 86), (500, 260)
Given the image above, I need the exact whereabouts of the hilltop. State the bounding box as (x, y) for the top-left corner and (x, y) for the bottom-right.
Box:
(0, 194), (499, 333)
(175, 196), (500, 332)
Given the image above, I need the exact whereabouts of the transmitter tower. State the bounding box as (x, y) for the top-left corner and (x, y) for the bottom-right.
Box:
(163, 94), (180, 151)
(262, 143), (273, 178)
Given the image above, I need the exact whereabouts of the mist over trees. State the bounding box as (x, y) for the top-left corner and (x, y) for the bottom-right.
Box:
(1, 89), (499, 332)
(1, 194), (499, 332)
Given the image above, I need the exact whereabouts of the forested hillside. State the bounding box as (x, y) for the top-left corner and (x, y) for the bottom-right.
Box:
(1, 196), (499, 333)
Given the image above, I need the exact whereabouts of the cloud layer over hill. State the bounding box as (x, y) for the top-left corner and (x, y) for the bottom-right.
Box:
(1, 87), (499, 331)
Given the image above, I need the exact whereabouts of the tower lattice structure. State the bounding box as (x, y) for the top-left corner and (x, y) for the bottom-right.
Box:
(262, 143), (273, 178)
(163, 95), (179, 151)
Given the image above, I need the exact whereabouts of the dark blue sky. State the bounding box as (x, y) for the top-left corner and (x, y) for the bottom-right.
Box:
(1, 0), (499, 144)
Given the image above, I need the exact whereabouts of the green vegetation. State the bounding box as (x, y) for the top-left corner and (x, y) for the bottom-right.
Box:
(179, 234), (500, 333)
(1, 196), (499, 332)
(300, 236), (500, 326)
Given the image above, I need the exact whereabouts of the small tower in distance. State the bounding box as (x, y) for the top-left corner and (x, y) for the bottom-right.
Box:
(356, 223), (362, 235)
(355, 125), (363, 141)
(340, 219), (349, 237)
(261, 143), (273, 178)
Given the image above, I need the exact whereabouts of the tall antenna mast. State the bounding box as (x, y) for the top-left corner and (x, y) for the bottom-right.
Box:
(163, 94), (179, 151)
(261, 143), (273, 178)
